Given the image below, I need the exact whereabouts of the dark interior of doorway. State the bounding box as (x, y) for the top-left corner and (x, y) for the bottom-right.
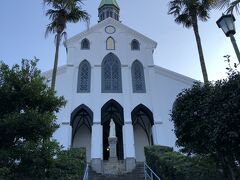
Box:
(102, 120), (123, 160)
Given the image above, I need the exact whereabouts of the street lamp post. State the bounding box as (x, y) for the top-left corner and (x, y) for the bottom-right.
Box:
(217, 14), (240, 63)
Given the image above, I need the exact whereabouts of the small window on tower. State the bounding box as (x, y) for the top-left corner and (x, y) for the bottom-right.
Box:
(131, 39), (140, 50)
(81, 38), (90, 49)
(106, 37), (115, 50)
(107, 11), (110, 18)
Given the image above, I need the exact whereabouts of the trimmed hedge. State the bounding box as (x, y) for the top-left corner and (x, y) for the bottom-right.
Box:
(48, 148), (86, 180)
(145, 146), (223, 180)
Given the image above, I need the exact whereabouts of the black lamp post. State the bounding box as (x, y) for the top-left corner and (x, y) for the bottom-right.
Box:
(217, 14), (240, 63)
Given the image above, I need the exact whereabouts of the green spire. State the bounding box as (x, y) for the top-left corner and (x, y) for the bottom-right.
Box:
(99, 0), (119, 9)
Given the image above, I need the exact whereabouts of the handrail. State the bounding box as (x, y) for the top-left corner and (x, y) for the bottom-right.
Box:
(144, 162), (161, 180)
(83, 164), (89, 180)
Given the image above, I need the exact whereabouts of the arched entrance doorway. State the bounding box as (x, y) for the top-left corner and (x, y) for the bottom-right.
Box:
(131, 104), (154, 162)
(101, 99), (124, 160)
(70, 104), (93, 162)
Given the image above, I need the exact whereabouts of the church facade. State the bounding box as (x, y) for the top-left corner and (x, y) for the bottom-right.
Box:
(43, 0), (194, 172)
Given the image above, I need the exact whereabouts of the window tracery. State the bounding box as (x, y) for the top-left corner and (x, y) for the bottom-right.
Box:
(131, 60), (146, 93)
(77, 60), (91, 92)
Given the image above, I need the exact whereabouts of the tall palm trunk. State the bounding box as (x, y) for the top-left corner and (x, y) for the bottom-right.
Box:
(51, 32), (61, 90)
(192, 15), (209, 83)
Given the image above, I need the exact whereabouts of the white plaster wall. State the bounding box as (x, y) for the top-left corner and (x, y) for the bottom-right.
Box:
(150, 67), (194, 149)
(72, 125), (91, 162)
(44, 18), (195, 160)
(133, 124), (149, 162)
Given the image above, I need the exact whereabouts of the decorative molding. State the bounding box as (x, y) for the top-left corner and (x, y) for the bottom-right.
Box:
(67, 64), (74, 67)
(62, 122), (70, 125)
(94, 65), (101, 67)
(147, 65), (154, 68)
(154, 121), (163, 125)
(121, 64), (128, 67)
(154, 65), (196, 85)
(41, 65), (67, 78)
(125, 121), (132, 125)
(93, 122), (101, 125)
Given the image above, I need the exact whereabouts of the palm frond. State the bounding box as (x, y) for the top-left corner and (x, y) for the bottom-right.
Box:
(212, 0), (231, 9)
(45, 9), (59, 19)
(168, 0), (184, 15)
(227, 0), (240, 14)
(175, 13), (193, 28)
(197, 4), (210, 21)
(44, 0), (89, 36)
(168, 0), (212, 27)
(45, 23), (56, 38)
(212, 0), (240, 14)
(66, 8), (89, 23)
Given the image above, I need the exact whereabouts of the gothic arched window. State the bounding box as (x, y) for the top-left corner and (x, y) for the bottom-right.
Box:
(77, 60), (91, 93)
(102, 53), (122, 93)
(131, 60), (146, 93)
(81, 38), (90, 49)
(106, 37), (115, 50)
(131, 39), (140, 50)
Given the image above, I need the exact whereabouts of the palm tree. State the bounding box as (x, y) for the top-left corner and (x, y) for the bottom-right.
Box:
(168, 0), (211, 83)
(44, 0), (89, 90)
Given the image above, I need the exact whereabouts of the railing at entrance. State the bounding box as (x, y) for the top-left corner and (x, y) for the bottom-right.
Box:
(144, 162), (161, 180)
(83, 164), (89, 180)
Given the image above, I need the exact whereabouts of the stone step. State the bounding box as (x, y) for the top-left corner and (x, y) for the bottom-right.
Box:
(90, 175), (145, 180)
(89, 162), (145, 180)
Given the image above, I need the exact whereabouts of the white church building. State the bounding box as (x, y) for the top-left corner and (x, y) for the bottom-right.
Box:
(43, 0), (195, 173)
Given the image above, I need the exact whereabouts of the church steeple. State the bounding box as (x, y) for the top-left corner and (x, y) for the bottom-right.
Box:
(98, 0), (120, 22)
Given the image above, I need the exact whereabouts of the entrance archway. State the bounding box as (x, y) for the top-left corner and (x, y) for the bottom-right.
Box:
(101, 99), (124, 160)
(70, 104), (93, 162)
(131, 104), (154, 162)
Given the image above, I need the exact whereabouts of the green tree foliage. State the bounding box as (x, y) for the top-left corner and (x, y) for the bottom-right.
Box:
(145, 146), (222, 180)
(0, 59), (66, 179)
(44, 0), (89, 90)
(48, 148), (86, 180)
(168, 0), (212, 83)
(171, 66), (240, 179)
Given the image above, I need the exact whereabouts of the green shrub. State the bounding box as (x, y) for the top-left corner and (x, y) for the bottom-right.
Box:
(0, 167), (10, 180)
(145, 146), (223, 180)
(48, 148), (86, 180)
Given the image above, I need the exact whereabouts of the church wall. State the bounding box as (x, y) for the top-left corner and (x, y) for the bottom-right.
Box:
(66, 26), (155, 67)
(133, 124), (150, 162)
(149, 69), (194, 149)
(72, 125), (91, 162)
(50, 62), (194, 152)
(51, 66), (75, 149)
(47, 19), (195, 162)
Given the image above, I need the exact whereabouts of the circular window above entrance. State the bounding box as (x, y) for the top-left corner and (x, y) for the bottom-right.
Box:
(105, 26), (116, 34)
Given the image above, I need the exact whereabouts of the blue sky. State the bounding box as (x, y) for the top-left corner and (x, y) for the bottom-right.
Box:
(0, 0), (239, 82)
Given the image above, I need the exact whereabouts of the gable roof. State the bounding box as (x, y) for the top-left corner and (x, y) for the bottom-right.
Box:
(154, 65), (196, 85)
(65, 17), (157, 48)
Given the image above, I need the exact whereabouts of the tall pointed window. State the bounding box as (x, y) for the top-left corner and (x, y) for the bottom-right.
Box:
(77, 60), (91, 93)
(106, 37), (115, 50)
(131, 39), (140, 50)
(131, 60), (146, 93)
(102, 53), (122, 93)
(81, 38), (90, 49)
